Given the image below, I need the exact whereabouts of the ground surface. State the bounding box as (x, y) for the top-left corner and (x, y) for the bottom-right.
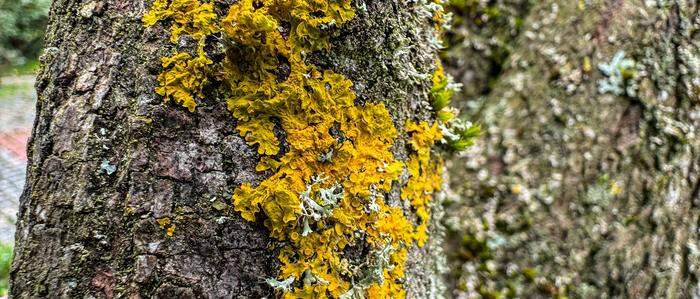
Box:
(0, 75), (34, 244)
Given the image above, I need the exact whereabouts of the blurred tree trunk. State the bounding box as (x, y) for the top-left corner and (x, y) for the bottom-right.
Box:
(444, 0), (699, 297)
(10, 0), (446, 297)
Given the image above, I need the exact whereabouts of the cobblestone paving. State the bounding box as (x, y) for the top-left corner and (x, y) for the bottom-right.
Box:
(0, 76), (35, 244)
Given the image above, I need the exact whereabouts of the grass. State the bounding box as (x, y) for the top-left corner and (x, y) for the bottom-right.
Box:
(0, 59), (39, 77)
(0, 81), (34, 100)
(0, 59), (38, 102)
(0, 243), (12, 296)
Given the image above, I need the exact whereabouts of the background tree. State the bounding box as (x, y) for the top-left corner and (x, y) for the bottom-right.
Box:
(444, 0), (699, 297)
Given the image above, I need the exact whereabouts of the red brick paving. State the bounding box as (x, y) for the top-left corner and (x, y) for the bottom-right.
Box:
(0, 129), (30, 161)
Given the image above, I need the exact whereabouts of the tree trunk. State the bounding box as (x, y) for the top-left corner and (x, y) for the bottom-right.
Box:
(444, 0), (699, 298)
(11, 0), (450, 298)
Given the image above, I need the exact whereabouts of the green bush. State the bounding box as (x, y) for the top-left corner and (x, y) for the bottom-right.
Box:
(0, 0), (51, 68)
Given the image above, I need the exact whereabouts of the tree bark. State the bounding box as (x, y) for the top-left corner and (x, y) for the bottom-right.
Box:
(11, 0), (448, 298)
(444, 0), (699, 298)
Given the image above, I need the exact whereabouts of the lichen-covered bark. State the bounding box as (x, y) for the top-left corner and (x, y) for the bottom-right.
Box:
(444, 0), (699, 297)
(11, 0), (446, 297)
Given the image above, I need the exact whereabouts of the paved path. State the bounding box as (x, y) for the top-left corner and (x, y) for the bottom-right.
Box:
(0, 76), (36, 244)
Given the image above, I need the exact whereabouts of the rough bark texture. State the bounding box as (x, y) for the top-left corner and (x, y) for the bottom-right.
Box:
(444, 0), (699, 298)
(11, 0), (446, 297)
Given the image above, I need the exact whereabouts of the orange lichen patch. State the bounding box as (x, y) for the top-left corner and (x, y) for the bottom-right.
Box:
(143, 0), (219, 112)
(221, 0), (281, 49)
(156, 218), (176, 237)
(143, 0), (452, 297)
(155, 48), (213, 112)
(403, 121), (444, 247)
(375, 207), (415, 247)
(431, 0), (447, 29)
(142, 0), (219, 43)
(406, 121), (443, 162)
(236, 117), (280, 155)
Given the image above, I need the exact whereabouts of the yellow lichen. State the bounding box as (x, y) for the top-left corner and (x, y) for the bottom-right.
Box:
(610, 181), (623, 196)
(431, 61), (453, 110)
(143, 0), (456, 297)
(155, 48), (212, 112)
(142, 0), (219, 43)
(156, 217), (176, 237)
(143, 0), (219, 112)
(403, 121), (444, 247)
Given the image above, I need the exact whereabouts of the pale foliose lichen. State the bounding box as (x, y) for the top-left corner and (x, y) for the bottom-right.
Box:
(143, 0), (477, 297)
(597, 50), (638, 96)
(100, 159), (117, 175)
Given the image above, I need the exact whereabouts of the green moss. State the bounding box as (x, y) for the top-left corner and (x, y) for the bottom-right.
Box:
(459, 233), (491, 260)
(521, 267), (538, 281)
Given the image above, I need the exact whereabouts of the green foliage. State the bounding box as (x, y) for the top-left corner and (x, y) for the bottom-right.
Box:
(0, 243), (13, 296)
(0, 0), (51, 67)
(448, 122), (481, 151)
(430, 70), (452, 111)
(0, 80), (34, 99)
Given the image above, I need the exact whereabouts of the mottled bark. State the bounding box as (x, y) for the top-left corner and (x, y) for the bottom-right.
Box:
(445, 0), (699, 298)
(11, 0), (446, 298)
